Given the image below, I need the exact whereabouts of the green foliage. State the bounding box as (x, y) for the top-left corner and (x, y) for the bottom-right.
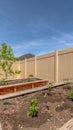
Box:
(69, 91), (73, 100)
(28, 74), (34, 78)
(10, 70), (21, 79)
(26, 77), (32, 82)
(29, 98), (38, 117)
(1, 79), (8, 85)
(26, 74), (34, 82)
(30, 98), (38, 106)
(0, 43), (21, 79)
(64, 79), (71, 89)
(48, 82), (53, 92)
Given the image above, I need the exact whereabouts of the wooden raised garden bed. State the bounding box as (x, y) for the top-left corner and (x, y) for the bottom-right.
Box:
(0, 78), (48, 95)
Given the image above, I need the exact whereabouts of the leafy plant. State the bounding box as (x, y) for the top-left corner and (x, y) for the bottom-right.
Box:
(69, 91), (73, 101)
(10, 70), (21, 79)
(0, 43), (21, 79)
(48, 82), (53, 92)
(29, 98), (38, 117)
(29, 74), (34, 78)
(26, 74), (34, 82)
(26, 77), (32, 82)
(64, 79), (71, 89)
(1, 78), (8, 85)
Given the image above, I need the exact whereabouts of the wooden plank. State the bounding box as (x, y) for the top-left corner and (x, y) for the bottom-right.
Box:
(0, 82), (64, 100)
(59, 118), (73, 130)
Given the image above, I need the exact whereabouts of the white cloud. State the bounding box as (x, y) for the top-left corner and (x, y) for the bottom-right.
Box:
(48, 27), (73, 47)
(52, 36), (65, 43)
(11, 23), (73, 56)
(65, 43), (73, 46)
(12, 39), (45, 56)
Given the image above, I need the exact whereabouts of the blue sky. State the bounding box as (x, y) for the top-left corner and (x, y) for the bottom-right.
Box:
(0, 0), (73, 56)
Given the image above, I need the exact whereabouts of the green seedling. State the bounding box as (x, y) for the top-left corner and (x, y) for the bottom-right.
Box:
(64, 79), (71, 89)
(28, 74), (34, 78)
(48, 82), (53, 92)
(29, 98), (38, 117)
(69, 91), (73, 101)
(1, 79), (8, 85)
(26, 77), (32, 82)
(26, 74), (34, 82)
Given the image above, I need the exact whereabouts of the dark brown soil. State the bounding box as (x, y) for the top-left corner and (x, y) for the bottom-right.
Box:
(0, 84), (73, 130)
(0, 78), (41, 86)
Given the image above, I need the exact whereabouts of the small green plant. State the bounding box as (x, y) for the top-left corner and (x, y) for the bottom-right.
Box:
(29, 74), (34, 78)
(29, 98), (38, 117)
(1, 79), (8, 85)
(26, 74), (34, 82)
(26, 77), (32, 82)
(69, 91), (73, 101)
(48, 82), (53, 92)
(64, 79), (71, 89)
(10, 70), (21, 79)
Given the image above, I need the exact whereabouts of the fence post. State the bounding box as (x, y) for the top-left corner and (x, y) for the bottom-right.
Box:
(19, 61), (21, 79)
(25, 58), (27, 78)
(55, 50), (58, 83)
(35, 56), (37, 77)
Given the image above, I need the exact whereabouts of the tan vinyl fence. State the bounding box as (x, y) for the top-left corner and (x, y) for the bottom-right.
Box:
(0, 47), (73, 83)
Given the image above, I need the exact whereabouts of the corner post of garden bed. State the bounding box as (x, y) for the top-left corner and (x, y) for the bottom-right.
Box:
(55, 50), (58, 83)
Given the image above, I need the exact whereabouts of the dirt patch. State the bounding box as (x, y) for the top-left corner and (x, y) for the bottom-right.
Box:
(0, 78), (41, 86)
(0, 84), (73, 130)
